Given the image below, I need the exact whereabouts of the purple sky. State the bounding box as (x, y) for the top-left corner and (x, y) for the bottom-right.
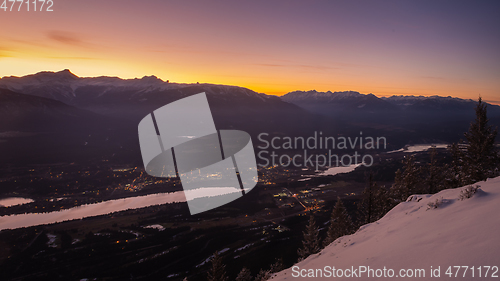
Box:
(1, 0), (499, 101)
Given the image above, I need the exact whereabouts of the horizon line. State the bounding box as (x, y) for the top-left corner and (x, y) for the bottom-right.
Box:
(0, 69), (495, 105)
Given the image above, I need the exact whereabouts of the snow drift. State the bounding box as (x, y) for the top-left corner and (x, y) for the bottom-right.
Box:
(272, 177), (500, 280)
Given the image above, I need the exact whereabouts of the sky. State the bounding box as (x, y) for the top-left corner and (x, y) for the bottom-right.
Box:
(1, 0), (499, 102)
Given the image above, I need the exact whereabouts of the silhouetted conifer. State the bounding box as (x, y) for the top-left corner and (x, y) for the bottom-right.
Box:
(254, 269), (271, 281)
(207, 251), (228, 281)
(324, 197), (354, 247)
(424, 147), (444, 193)
(358, 173), (391, 225)
(463, 96), (498, 182)
(235, 267), (252, 281)
(297, 214), (320, 261)
(389, 155), (420, 202)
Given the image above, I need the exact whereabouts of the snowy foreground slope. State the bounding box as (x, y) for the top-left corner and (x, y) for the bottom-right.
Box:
(271, 177), (500, 280)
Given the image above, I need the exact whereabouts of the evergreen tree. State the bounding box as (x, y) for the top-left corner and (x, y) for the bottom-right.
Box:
(424, 147), (444, 193)
(389, 155), (420, 202)
(253, 258), (283, 281)
(297, 214), (320, 261)
(463, 96), (498, 182)
(445, 143), (467, 188)
(207, 251), (228, 281)
(361, 173), (375, 224)
(236, 267), (252, 281)
(269, 257), (284, 273)
(324, 197), (354, 247)
(358, 173), (391, 225)
(389, 168), (404, 203)
(373, 182), (392, 219)
(254, 269), (271, 281)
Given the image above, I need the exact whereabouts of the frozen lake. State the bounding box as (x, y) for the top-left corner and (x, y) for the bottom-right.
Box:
(0, 197), (34, 207)
(0, 192), (187, 231)
(387, 144), (448, 154)
(317, 163), (362, 176)
(0, 186), (246, 231)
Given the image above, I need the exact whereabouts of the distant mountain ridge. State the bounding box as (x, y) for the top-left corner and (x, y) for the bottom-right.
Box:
(282, 90), (396, 113)
(282, 90), (500, 144)
(1, 70), (497, 164)
(0, 70), (312, 131)
(0, 88), (106, 131)
(0, 70), (283, 117)
(282, 90), (488, 111)
(0, 70), (329, 164)
(282, 89), (500, 118)
(2, 71), (489, 118)
(281, 89), (500, 126)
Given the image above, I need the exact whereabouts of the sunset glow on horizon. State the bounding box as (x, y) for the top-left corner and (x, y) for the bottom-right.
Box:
(1, 0), (499, 102)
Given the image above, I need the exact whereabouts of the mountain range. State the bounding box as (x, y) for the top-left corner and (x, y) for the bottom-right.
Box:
(0, 70), (318, 130)
(283, 90), (500, 143)
(282, 89), (500, 124)
(0, 70), (325, 164)
(0, 70), (497, 164)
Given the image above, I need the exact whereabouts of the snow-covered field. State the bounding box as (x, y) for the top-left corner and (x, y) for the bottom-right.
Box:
(0, 197), (34, 207)
(317, 164), (362, 176)
(271, 177), (500, 280)
(144, 224), (165, 231)
(0, 191), (187, 231)
(387, 144), (448, 154)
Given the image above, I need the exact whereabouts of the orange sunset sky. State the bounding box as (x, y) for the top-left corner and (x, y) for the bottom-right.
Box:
(1, 0), (499, 103)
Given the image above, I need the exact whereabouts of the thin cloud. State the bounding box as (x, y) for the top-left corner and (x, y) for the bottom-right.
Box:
(253, 63), (337, 71)
(484, 100), (500, 105)
(420, 76), (445, 80)
(420, 76), (472, 84)
(48, 56), (101, 60)
(0, 46), (14, 58)
(47, 30), (92, 48)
